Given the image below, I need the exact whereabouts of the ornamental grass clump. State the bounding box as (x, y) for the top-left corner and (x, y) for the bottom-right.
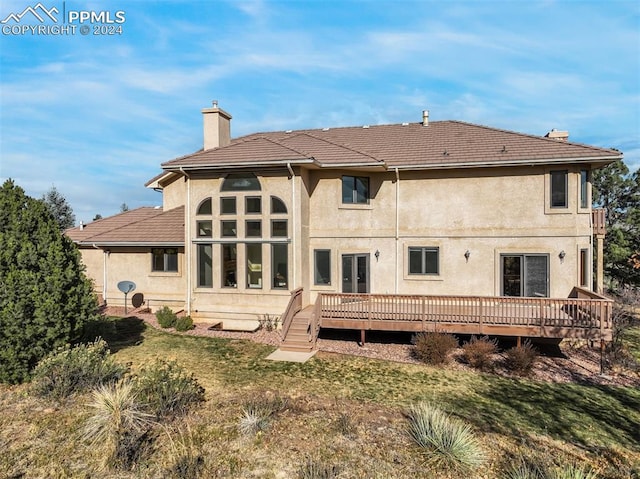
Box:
(412, 332), (458, 365)
(406, 401), (485, 473)
(550, 463), (598, 479)
(30, 339), (128, 400)
(83, 381), (154, 470)
(461, 335), (498, 371)
(238, 394), (288, 436)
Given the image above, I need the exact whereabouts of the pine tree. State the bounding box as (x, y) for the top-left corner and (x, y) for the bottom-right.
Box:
(0, 180), (98, 383)
(593, 160), (640, 287)
(42, 186), (76, 231)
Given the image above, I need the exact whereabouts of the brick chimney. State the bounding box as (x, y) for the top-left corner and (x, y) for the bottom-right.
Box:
(202, 100), (232, 150)
(545, 128), (569, 142)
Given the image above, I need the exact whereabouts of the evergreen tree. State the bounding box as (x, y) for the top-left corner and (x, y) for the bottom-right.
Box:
(0, 180), (99, 383)
(42, 186), (76, 231)
(593, 160), (640, 287)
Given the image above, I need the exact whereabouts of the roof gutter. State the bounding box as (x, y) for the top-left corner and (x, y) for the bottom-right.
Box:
(77, 241), (184, 247)
(163, 158), (316, 172)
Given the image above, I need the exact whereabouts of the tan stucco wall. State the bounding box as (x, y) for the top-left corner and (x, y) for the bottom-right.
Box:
(79, 246), (185, 311)
(305, 165), (593, 302)
(161, 176), (187, 210)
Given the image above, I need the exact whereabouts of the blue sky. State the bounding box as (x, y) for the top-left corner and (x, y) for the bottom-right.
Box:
(1, 0), (638, 222)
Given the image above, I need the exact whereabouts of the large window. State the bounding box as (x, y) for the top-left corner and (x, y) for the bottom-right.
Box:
(220, 197), (236, 215)
(501, 254), (548, 297)
(408, 247), (439, 275)
(272, 244), (288, 289)
(550, 170), (568, 208)
(246, 244), (262, 288)
(314, 249), (331, 285)
(221, 173), (261, 191)
(197, 245), (212, 287)
(342, 175), (369, 204)
(152, 248), (178, 272)
(222, 244), (237, 288)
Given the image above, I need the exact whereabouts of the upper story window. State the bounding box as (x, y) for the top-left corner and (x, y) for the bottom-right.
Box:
(342, 175), (369, 204)
(196, 198), (212, 215)
(580, 169), (589, 209)
(220, 197), (236, 214)
(245, 196), (262, 214)
(550, 170), (568, 208)
(221, 173), (261, 191)
(152, 248), (178, 272)
(271, 196), (288, 214)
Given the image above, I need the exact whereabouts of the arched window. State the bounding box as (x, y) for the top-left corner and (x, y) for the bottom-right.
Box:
(196, 198), (212, 215)
(270, 196), (287, 214)
(221, 173), (261, 192)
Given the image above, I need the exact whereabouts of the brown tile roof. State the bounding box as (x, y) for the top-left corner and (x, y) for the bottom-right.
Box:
(66, 206), (184, 245)
(162, 120), (621, 171)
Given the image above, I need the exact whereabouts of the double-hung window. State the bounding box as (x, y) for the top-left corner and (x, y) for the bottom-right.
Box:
(342, 175), (369, 204)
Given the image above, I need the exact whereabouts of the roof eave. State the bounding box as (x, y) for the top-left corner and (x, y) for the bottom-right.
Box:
(162, 158), (316, 172)
(75, 241), (184, 248)
(388, 154), (622, 171)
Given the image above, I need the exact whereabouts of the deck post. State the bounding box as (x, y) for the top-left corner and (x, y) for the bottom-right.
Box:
(600, 339), (606, 374)
(360, 329), (366, 346)
(516, 336), (521, 348)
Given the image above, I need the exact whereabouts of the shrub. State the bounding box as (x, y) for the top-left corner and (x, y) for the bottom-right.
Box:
(412, 332), (458, 365)
(30, 339), (128, 400)
(156, 306), (177, 328)
(238, 394), (288, 436)
(83, 381), (154, 470)
(504, 341), (539, 376)
(461, 336), (498, 370)
(175, 315), (195, 332)
(406, 401), (485, 473)
(133, 360), (205, 419)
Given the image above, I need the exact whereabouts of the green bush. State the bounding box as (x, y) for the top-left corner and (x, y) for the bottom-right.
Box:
(406, 402), (485, 473)
(156, 306), (177, 328)
(412, 332), (458, 365)
(462, 336), (498, 370)
(175, 315), (195, 332)
(30, 339), (128, 399)
(504, 341), (539, 376)
(133, 360), (205, 419)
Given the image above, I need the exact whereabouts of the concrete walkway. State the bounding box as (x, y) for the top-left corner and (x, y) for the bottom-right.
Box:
(265, 348), (317, 363)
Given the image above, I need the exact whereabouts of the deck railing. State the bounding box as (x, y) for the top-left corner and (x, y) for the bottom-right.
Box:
(318, 292), (613, 339)
(280, 287), (303, 339)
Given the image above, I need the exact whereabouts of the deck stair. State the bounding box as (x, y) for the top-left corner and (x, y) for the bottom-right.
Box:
(280, 306), (316, 352)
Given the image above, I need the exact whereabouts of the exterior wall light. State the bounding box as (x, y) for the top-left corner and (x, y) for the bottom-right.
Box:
(375, 249), (380, 261)
(559, 250), (566, 263)
(464, 250), (471, 262)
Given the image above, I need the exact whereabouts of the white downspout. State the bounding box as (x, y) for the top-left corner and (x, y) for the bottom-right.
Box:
(94, 244), (108, 304)
(287, 162), (297, 288)
(395, 168), (400, 294)
(180, 167), (192, 315)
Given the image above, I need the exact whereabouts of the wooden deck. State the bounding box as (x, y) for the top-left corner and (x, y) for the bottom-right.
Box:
(313, 288), (613, 342)
(279, 287), (613, 351)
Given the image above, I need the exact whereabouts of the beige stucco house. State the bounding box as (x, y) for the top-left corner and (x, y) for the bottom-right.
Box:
(67, 103), (621, 335)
